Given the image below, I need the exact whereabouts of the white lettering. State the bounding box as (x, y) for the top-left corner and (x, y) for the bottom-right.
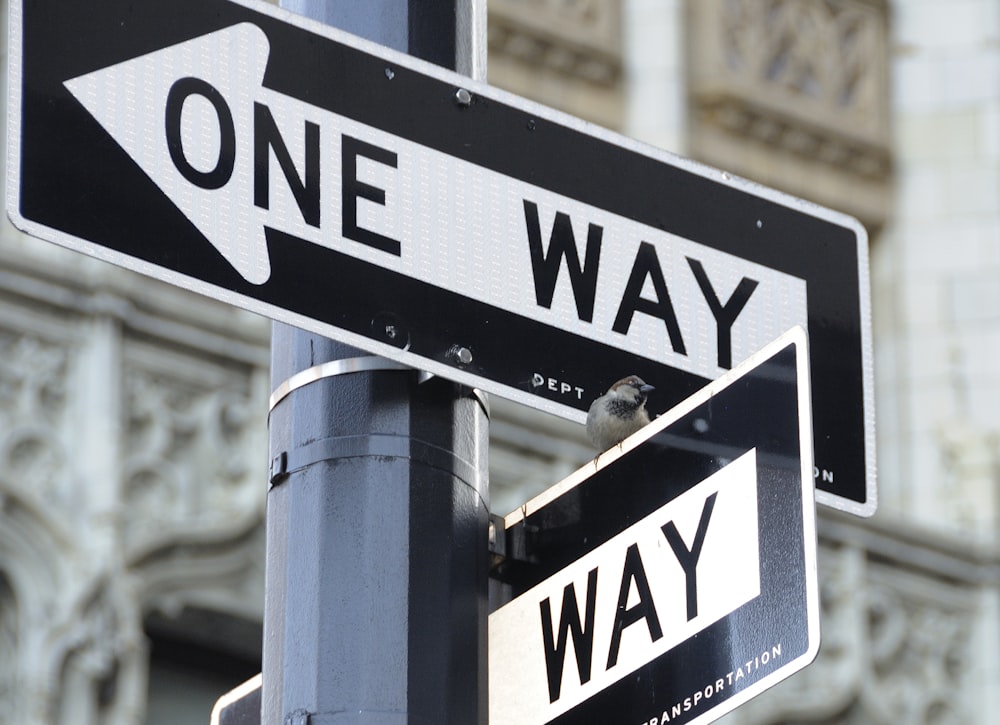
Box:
(636, 643), (784, 724)
(813, 466), (835, 484)
(529, 373), (585, 400)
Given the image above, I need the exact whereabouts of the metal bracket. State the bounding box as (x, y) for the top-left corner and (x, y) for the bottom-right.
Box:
(269, 356), (429, 412)
(269, 355), (489, 417)
(487, 514), (506, 570)
(488, 512), (533, 585)
(269, 434), (484, 495)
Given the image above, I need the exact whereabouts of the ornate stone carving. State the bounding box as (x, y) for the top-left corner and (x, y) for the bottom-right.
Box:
(0, 481), (145, 724)
(686, 0), (891, 230)
(0, 332), (68, 424)
(49, 577), (145, 724)
(121, 359), (265, 557)
(0, 262), (268, 722)
(487, 0), (623, 128)
(0, 53), (270, 711)
(0, 331), (70, 508)
(860, 572), (970, 723)
(133, 522), (265, 628)
(718, 515), (979, 724)
(489, 0), (621, 84)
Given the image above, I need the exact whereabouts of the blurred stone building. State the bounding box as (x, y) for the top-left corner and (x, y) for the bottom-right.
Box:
(1, 0), (999, 722)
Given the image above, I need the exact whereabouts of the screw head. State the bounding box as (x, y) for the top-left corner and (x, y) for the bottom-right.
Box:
(449, 345), (473, 365)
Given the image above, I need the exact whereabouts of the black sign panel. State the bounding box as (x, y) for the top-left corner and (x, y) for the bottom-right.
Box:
(211, 675), (261, 725)
(7, 0), (874, 513)
(489, 329), (819, 724)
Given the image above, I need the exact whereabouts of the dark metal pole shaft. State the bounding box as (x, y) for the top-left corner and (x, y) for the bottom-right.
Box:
(264, 3), (488, 724)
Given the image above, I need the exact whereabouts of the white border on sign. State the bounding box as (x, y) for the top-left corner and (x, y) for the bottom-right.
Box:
(209, 673), (261, 725)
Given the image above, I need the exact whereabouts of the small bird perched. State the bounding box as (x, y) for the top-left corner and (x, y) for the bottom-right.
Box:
(586, 375), (655, 451)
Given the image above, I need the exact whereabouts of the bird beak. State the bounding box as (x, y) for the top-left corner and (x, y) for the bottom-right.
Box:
(640, 384), (655, 395)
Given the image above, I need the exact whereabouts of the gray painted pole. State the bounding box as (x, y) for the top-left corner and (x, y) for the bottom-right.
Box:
(264, 3), (489, 724)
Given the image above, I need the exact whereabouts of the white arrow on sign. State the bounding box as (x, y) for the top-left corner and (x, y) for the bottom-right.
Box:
(66, 23), (273, 284)
(64, 23), (807, 387)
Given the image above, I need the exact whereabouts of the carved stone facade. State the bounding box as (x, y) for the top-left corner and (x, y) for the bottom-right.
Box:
(0, 230), (269, 722)
(686, 0), (892, 231)
(487, 0), (624, 128)
(715, 514), (1000, 724)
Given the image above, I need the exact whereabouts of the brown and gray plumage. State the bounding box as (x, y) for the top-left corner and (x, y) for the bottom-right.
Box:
(586, 375), (655, 451)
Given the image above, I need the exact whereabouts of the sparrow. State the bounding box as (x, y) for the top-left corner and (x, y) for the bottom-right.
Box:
(586, 375), (655, 451)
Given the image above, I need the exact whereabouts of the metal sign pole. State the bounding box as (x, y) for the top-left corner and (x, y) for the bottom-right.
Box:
(264, 3), (488, 724)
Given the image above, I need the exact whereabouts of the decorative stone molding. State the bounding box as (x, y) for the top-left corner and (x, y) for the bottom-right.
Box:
(121, 360), (266, 559)
(489, 0), (621, 84)
(0, 230), (269, 722)
(716, 511), (986, 724)
(487, 0), (623, 128)
(686, 0), (892, 231)
(0, 479), (146, 723)
(0, 331), (72, 514)
(48, 576), (147, 724)
(130, 517), (266, 627)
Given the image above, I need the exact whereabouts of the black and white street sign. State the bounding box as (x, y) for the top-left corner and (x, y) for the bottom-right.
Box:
(7, 0), (874, 514)
(490, 328), (819, 724)
(210, 674), (261, 725)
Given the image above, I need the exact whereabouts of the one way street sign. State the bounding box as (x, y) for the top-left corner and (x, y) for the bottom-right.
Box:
(490, 328), (819, 724)
(7, 0), (874, 514)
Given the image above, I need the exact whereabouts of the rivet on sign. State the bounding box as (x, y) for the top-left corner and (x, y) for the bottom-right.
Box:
(385, 67), (395, 80)
(455, 88), (472, 106)
(449, 345), (473, 365)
